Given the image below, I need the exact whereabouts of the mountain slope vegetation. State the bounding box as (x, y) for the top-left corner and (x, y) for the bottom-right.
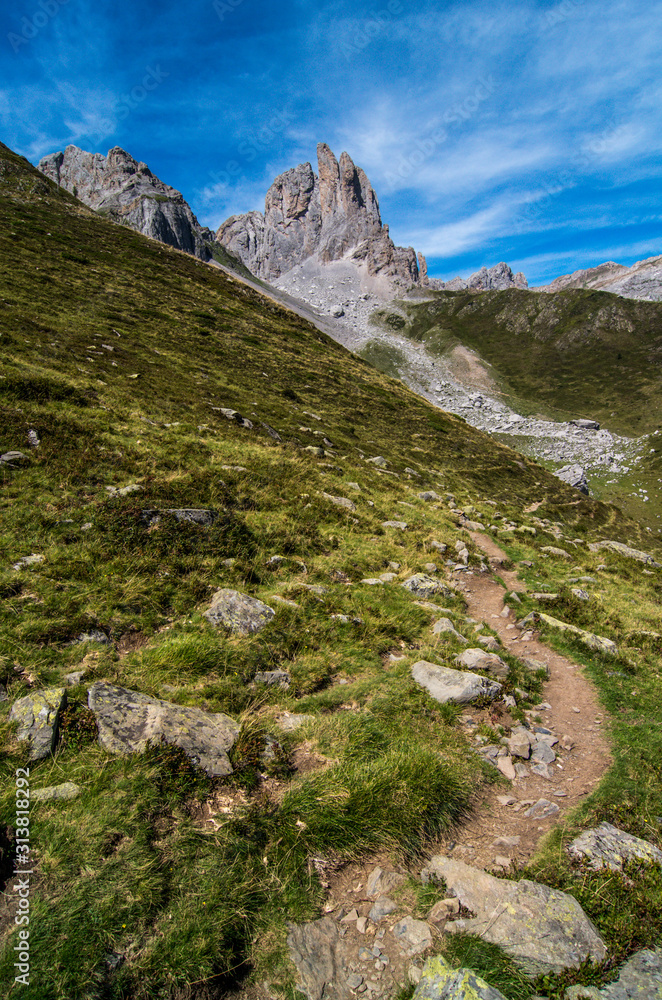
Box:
(1, 142), (661, 1000)
(383, 288), (662, 438)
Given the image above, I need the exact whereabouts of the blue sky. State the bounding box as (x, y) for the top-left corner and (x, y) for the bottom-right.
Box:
(1, 0), (661, 284)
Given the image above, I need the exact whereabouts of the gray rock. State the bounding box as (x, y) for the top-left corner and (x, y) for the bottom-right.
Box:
(518, 611), (618, 655)
(12, 554), (45, 570)
(367, 456), (389, 467)
(254, 670), (291, 689)
(540, 253), (662, 301)
(532, 739), (557, 762)
(588, 540), (661, 567)
(277, 712), (314, 731)
(412, 660), (502, 705)
(454, 649), (509, 679)
(541, 546), (572, 558)
(204, 589), (275, 634)
(570, 419), (600, 430)
(432, 618), (468, 643)
(217, 144), (421, 288)
(75, 629), (110, 645)
(392, 916), (433, 956)
(413, 956), (508, 1000)
(368, 896), (397, 922)
(421, 856), (606, 975)
(366, 866), (405, 899)
(565, 948), (662, 1000)
(418, 491), (440, 501)
(568, 822), (662, 872)
(286, 916), (350, 1000)
(64, 671), (85, 686)
(403, 574), (452, 599)
(524, 798), (560, 819)
(9, 687), (67, 761)
(554, 465), (589, 495)
(31, 781), (81, 803)
(478, 636), (501, 652)
(87, 683), (240, 776)
(39, 145), (212, 259)
(142, 508), (218, 526)
(322, 493), (357, 512)
(382, 520), (407, 529)
(0, 450), (29, 466)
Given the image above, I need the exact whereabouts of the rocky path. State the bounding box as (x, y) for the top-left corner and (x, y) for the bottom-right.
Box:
(440, 532), (612, 870)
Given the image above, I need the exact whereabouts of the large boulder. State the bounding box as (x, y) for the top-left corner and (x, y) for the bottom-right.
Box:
(568, 822), (662, 872)
(518, 611), (618, 655)
(588, 540), (661, 567)
(413, 956), (508, 1000)
(419, 856), (606, 975)
(87, 683), (240, 776)
(412, 661), (502, 705)
(9, 687), (67, 761)
(555, 464), (589, 495)
(204, 589), (275, 634)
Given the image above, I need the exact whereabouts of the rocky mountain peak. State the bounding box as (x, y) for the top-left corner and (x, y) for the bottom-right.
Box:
(434, 261), (528, 293)
(38, 144), (212, 260)
(216, 143), (421, 287)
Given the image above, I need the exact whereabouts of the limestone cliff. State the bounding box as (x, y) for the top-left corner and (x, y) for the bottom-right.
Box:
(38, 145), (212, 260)
(216, 143), (422, 287)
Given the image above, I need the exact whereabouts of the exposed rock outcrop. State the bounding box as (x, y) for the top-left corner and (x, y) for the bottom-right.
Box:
(217, 143), (421, 287)
(39, 145), (213, 259)
(538, 254), (662, 301)
(433, 262), (528, 293)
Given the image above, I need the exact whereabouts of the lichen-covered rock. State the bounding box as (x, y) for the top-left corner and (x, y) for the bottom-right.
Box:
(568, 822), (662, 872)
(32, 782), (81, 803)
(564, 948), (662, 1000)
(420, 856), (606, 975)
(321, 492), (356, 512)
(412, 661), (502, 705)
(9, 687), (67, 761)
(142, 508), (218, 526)
(413, 956), (508, 1000)
(588, 540), (661, 567)
(402, 574), (452, 599)
(204, 589), (275, 634)
(518, 611), (618, 655)
(87, 683), (240, 776)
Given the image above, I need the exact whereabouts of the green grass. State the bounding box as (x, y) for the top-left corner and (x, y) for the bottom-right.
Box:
(0, 142), (661, 999)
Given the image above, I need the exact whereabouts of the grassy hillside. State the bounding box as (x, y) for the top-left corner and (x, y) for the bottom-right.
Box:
(375, 288), (662, 438)
(1, 142), (661, 1000)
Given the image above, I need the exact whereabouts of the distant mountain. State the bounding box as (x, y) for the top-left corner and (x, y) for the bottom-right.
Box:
(538, 254), (662, 301)
(433, 261), (528, 292)
(38, 145), (213, 260)
(216, 143), (424, 289)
